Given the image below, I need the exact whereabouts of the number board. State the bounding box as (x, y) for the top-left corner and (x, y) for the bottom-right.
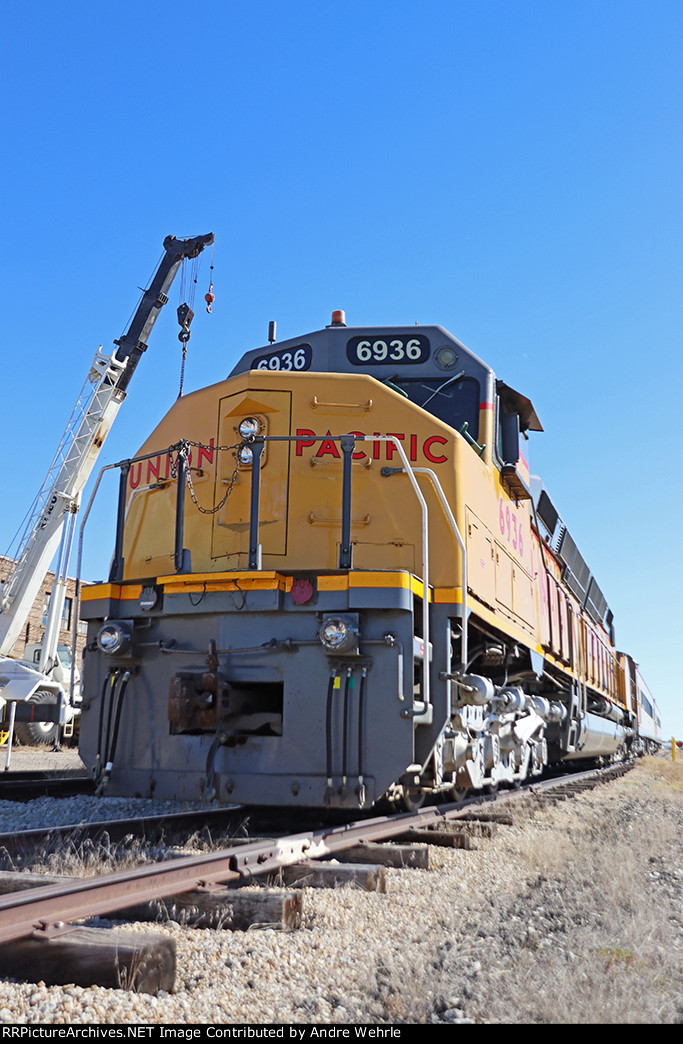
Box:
(254, 343), (313, 372)
(346, 334), (430, 366)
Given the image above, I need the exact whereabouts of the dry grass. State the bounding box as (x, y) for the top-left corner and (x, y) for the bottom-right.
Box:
(22, 833), (188, 878)
(422, 757), (683, 1024)
(633, 754), (683, 791)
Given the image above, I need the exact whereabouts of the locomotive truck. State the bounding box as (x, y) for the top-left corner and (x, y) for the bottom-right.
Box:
(77, 312), (657, 807)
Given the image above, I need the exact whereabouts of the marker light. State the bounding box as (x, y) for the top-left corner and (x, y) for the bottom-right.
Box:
(139, 586), (159, 611)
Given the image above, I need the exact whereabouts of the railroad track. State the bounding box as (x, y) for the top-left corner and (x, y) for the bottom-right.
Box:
(0, 761), (633, 994)
(0, 770), (93, 802)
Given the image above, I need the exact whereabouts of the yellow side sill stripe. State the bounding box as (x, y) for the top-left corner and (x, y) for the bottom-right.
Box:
(82, 571), (443, 602)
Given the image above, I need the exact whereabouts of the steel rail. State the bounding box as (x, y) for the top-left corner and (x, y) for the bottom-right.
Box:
(0, 775), (92, 802)
(0, 796), (502, 943)
(0, 762), (632, 944)
(0, 805), (246, 856)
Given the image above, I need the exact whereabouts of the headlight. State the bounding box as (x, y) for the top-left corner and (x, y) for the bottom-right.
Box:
(238, 417), (261, 439)
(320, 614), (359, 655)
(96, 622), (131, 655)
(321, 618), (348, 649)
(237, 445), (254, 466)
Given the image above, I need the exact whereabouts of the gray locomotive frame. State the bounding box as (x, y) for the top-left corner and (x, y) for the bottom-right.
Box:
(79, 577), (457, 808)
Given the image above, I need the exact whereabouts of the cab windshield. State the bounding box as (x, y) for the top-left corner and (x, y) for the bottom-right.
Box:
(388, 375), (480, 435)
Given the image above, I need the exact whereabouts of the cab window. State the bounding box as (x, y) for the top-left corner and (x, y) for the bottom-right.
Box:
(389, 376), (480, 436)
(495, 400), (522, 467)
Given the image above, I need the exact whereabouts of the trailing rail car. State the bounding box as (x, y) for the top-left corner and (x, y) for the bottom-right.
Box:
(618, 652), (661, 755)
(78, 314), (660, 807)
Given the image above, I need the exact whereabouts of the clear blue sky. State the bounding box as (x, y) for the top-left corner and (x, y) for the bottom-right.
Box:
(2, 1), (681, 737)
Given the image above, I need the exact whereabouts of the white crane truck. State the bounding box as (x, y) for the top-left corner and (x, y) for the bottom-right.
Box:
(0, 233), (214, 746)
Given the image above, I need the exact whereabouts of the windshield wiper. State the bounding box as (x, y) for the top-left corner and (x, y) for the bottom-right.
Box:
(420, 370), (466, 408)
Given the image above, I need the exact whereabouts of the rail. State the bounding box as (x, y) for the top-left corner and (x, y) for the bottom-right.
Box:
(0, 761), (633, 945)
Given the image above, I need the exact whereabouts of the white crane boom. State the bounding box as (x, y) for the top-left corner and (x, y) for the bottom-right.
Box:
(0, 349), (127, 656)
(0, 233), (214, 731)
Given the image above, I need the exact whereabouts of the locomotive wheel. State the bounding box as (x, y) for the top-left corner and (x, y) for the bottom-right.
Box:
(14, 691), (59, 748)
(449, 786), (470, 803)
(399, 784), (427, 812)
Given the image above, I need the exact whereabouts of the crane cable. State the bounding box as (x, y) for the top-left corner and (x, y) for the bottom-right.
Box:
(177, 248), (206, 398)
(205, 240), (215, 313)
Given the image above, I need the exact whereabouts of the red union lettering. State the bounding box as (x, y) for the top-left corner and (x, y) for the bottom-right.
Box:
(147, 457), (161, 484)
(198, 439), (215, 468)
(129, 462), (142, 489)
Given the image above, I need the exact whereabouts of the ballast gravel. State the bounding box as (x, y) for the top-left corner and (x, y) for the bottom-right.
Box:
(0, 756), (681, 1024)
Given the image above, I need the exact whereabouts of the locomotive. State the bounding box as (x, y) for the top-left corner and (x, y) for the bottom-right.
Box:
(78, 313), (658, 808)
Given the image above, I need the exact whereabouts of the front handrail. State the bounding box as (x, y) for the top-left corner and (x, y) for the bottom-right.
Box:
(412, 467), (468, 672)
(371, 437), (432, 707)
(70, 443), (188, 707)
(73, 433), (457, 712)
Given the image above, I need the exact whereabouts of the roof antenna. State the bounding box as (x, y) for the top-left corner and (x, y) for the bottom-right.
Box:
(268, 321), (277, 344)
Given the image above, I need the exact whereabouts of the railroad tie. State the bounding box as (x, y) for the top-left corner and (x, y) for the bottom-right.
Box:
(272, 860), (388, 892)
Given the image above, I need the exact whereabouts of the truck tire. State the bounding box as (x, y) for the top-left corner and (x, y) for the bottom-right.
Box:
(14, 690), (59, 748)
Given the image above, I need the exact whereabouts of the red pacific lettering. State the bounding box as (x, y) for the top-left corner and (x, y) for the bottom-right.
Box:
(409, 434), (418, 462)
(347, 431), (367, 461)
(296, 429), (316, 456)
(386, 433), (405, 461)
(423, 435), (448, 463)
(315, 431), (341, 458)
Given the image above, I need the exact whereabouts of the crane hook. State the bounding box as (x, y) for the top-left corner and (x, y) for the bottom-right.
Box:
(205, 282), (215, 314)
(177, 302), (194, 343)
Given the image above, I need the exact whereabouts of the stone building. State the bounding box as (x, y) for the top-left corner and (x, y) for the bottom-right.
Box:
(0, 555), (87, 663)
